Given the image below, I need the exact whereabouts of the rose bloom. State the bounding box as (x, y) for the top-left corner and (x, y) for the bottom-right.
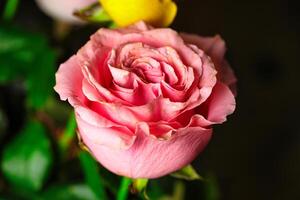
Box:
(36, 0), (97, 23)
(55, 22), (236, 178)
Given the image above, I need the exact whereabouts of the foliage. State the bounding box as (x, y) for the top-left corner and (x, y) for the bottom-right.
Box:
(1, 121), (53, 191)
(42, 184), (99, 200)
(0, 25), (55, 109)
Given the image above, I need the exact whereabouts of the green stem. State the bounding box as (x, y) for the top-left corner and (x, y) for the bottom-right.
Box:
(172, 181), (185, 200)
(59, 112), (76, 154)
(117, 177), (132, 200)
(204, 172), (220, 200)
(2, 0), (19, 21)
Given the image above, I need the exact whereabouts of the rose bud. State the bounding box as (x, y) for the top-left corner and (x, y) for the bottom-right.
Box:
(35, 0), (97, 23)
(99, 0), (177, 27)
(54, 22), (236, 178)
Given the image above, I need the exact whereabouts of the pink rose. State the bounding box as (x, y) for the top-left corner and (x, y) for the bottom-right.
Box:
(36, 0), (97, 23)
(54, 22), (236, 178)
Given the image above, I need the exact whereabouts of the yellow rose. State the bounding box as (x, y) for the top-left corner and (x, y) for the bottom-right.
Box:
(99, 0), (177, 27)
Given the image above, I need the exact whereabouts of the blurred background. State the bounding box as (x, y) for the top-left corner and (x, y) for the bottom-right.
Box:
(0, 0), (299, 200)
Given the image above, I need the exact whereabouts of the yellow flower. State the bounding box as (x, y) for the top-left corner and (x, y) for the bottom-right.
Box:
(99, 0), (177, 27)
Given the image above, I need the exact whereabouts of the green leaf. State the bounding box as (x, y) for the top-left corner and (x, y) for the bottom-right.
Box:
(26, 50), (55, 108)
(73, 3), (111, 24)
(2, 0), (20, 21)
(42, 184), (99, 200)
(0, 27), (34, 82)
(0, 25), (56, 108)
(79, 151), (108, 200)
(170, 165), (203, 181)
(1, 121), (53, 191)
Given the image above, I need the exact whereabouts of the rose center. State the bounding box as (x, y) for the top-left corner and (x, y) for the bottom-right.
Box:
(126, 57), (164, 83)
(117, 43), (183, 85)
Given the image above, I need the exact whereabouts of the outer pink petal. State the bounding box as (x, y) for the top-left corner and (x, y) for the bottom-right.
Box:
(75, 108), (136, 149)
(175, 82), (236, 127)
(54, 55), (137, 149)
(80, 122), (212, 178)
(180, 33), (237, 92)
(180, 34), (226, 64)
(54, 56), (84, 103)
(197, 82), (236, 124)
(77, 40), (112, 88)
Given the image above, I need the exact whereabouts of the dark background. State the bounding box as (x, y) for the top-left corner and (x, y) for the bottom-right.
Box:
(1, 0), (300, 200)
(174, 0), (300, 200)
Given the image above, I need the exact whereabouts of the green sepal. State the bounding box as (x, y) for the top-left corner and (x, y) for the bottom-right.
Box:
(73, 2), (111, 24)
(131, 179), (149, 200)
(170, 165), (203, 181)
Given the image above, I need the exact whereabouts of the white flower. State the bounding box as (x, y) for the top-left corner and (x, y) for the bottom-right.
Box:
(35, 0), (97, 24)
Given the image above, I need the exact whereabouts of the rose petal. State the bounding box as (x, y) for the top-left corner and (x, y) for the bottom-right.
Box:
(108, 64), (139, 89)
(181, 33), (237, 93)
(77, 42), (113, 87)
(80, 122), (212, 178)
(88, 101), (141, 131)
(161, 62), (178, 85)
(54, 56), (84, 103)
(197, 82), (236, 124)
(126, 88), (202, 122)
(82, 65), (131, 105)
(181, 34), (226, 64)
(92, 23), (203, 73)
(76, 109), (136, 149)
(160, 66), (195, 102)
